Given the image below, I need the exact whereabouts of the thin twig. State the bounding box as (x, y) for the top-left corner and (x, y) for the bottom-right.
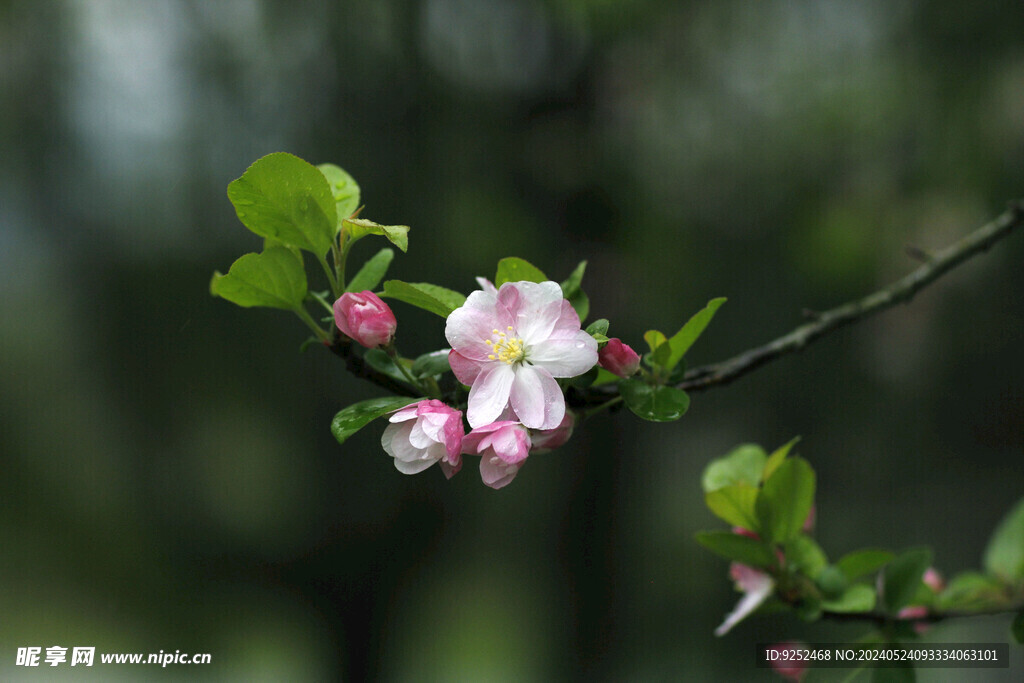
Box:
(819, 600), (1024, 626)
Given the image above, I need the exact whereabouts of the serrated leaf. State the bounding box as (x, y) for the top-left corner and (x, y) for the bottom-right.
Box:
(702, 443), (768, 492)
(380, 280), (467, 318)
(411, 350), (451, 378)
(662, 297), (727, 371)
(882, 547), (933, 613)
(983, 496), (1024, 582)
(343, 217), (409, 252)
(585, 319), (609, 336)
(210, 247), (307, 310)
(763, 436), (800, 481)
(346, 248), (394, 293)
(619, 379), (690, 422)
(331, 396), (424, 445)
(495, 257), (547, 286)
(317, 163), (361, 224)
(695, 531), (776, 568)
(227, 152), (336, 255)
(755, 457), (816, 545)
(786, 535), (828, 578)
(822, 584), (877, 613)
(835, 549), (895, 582)
(705, 484), (760, 531)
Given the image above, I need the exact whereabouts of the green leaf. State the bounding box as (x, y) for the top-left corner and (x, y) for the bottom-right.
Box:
(1011, 610), (1024, 644)
(762, 436), (800, 481)
(380, 280), (467, 318)
(567, 289), (589, 322)
(346, 247), (394, 293)
(822, 584), (876, 613)
(871, 660), (915, 683)
(695, 530), (776, 568)
(411, 350), (451, 378)
(786, 535), (828, 578)
(317, 163), (361, 224)
(591, 367), (620, 386)
(755, 457), (816, 545)
(702, 443), (768, 492)
(364, 348), (410, 385)
(835, 549), (895, 582)
(585, 319), (609, 337)
(560, 260), (587, 297)
(705, 484), (760, 531)
(816, 565), (849, 599)
(619, 379), (690, 422)
(342, 217), (410, 252)
(882, 547), (933, 613)
(331, 396), (424, 445)
(495, 257), (548, 286)
(937, 572), (1006, 611)
(210, 247), (307, 310)
(643, 330), (667, 354)
(227, 152), (337, 255)
(649, 341), (672, 369)
(983, 496), (1024, 582)
(662, 297), (727, 371)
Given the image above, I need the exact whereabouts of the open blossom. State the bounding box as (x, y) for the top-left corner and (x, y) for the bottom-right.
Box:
(380, 400), (463, 478)
(463, 421), (531, 489)
(334, 290), (397, 348)
(445, 280), (597, 430)
(598, 338), (640, 377)
(530, 412), (575, 453)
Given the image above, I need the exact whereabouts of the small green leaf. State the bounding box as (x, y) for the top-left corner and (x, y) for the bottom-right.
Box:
(619, 379), (690, 422)
(695, 530), (776, 568)
(364, 348), (410, 385)
(643, 330), (667, 354)
(702, 443), (768, 492)
(705, 484), (760, 531)
(822, 584), (876, 613)
(755, 457), (816, 545)
(411, 350), (451, 378)
(983, 496), (1024, 582)
(662, 297), (727, 371)
(331, 396), (424, 445)
(1011, 610), (1024, 644)
(381, 280), (467, 318)
(936, 572), (1006, 611)
(585, 319), (609, 336)
(227, 152), (337, 255)
(762, 436), (800, 481)
(495, 257), (547, 286)
(567, 289), (589, 322)
(816, 566), (849, 599)
(835, 549), (895, 582)
(343, 217), (410, 252)
(786, 535), (829, 579)
(210, 247), (307, 310)
(649, 341), (672, 369)
(882, 547), (933, 613)
(560, 260), (587, 297)
(317, 163), (361, 224)
(591, 367), (620, 386)
(346, 248), (394, 293)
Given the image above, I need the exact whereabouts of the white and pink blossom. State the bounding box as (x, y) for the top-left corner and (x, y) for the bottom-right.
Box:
(530, 412), (575, 453)
(445, 280), (597, 430)
(380, 400), (463, 478)
(462, 421), (531, 489)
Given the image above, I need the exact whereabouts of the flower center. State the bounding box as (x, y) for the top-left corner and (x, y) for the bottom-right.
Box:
(485, 327), (526, 365)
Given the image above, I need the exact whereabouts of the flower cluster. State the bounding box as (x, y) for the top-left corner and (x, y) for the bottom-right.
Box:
(334, 279), (626, 489)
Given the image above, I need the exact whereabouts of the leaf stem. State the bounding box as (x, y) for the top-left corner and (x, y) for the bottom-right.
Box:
(384, 344), (426, 394)
(295, 307), (331, 344)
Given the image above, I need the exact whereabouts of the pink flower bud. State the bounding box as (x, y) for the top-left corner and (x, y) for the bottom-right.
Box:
(530, 412), (575, 453)
(463, 421), (531, 490)
(767, 642), (808, 682)
(922, 568), (944, 593)
(381, 400), (464, 478)
(598, 338), (640, 377)
(333, 290), (397, 348)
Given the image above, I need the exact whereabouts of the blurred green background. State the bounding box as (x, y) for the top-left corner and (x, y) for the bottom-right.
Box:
(2, 0), (1023, 680)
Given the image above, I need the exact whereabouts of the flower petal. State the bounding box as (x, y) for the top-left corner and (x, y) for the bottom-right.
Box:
(445, 305), (502, 361)
(714, 569), (774, 636)
(526, 332), (598, 378)
(501, 281), (565, 342)
(393, 454), (437, 475)
(479, 453), (521, 489)
(448, 350), (483, 385)
(510, 364), (564, 430)
(466, 363), (515, 428)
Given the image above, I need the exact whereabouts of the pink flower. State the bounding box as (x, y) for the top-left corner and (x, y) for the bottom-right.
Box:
(598, 338), (640, 377)
(767, 642), (808, 682)
(463, 421), (531, 489)
(445, 281), (598, 430)
(334, 290), (397, 348)
(381, 400), (463, 478)
(530, 412), (575, 453)
(897, 567), (944, 634)
(716, 561), (775, 636)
